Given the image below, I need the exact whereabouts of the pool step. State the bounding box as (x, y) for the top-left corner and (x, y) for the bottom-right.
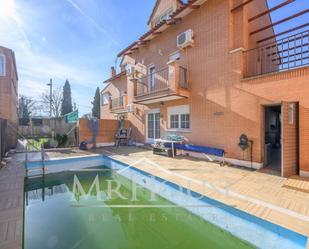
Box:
(26, 166), (47, 178)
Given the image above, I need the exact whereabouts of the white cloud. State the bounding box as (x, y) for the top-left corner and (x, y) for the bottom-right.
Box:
(0, 0), (104, 115)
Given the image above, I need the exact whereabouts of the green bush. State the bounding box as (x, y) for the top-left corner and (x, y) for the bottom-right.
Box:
(27, 138), (49, 150)
(55, 134), (68, 148)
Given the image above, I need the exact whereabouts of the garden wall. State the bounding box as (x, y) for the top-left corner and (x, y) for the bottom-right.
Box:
(19, 117), (77, 145)
(78, 119), (129, 146)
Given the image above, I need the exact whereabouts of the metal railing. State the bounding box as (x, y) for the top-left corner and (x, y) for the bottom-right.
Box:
(110, 96), (126, 110)
(244, 30), (309, 78)
(136, 67), (169, 97)
(135, 65), (188, 97)
(25, 144), (46, 178)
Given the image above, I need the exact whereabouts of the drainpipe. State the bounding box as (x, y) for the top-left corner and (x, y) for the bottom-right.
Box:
(249, 140), (254, 169)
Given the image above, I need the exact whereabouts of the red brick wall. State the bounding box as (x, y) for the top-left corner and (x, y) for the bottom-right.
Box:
(0, 46), (18, 124)
(282, 102), (298, 177)
(0, 46), (18, 149)
(299, 106), (309, 173)
(103, 0), (309, 174)
(101, 74), (128, 119)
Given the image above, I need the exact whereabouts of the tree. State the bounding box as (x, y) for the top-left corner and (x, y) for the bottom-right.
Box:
(92, 87), (101, 119)
(61, 80), (73, 115)
(18, 95), (37, 119)
(40, 87), (63, 117)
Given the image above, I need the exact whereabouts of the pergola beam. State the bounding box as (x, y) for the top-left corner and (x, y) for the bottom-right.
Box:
(250, 9), (309, 35)
(257, 23), (309, 43)
(248, 0), (295, 22)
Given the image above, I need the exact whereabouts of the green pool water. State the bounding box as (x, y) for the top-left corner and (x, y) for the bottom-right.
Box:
(24, 168), (255, 249)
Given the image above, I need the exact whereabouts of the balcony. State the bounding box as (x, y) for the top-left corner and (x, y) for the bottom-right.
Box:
(244, 30), (309, 78)
(109, 95), (128, 113)
(134, 62), (190, 104)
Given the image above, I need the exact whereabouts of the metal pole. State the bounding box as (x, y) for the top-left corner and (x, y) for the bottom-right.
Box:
(47, 79), (53, 117)
(25, 145), (28, 178)
(41, 144), (45, 175)
(41, 144), (45, 161)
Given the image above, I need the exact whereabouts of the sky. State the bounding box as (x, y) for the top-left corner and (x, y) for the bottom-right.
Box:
(0, 0), (155, 116)
(0, 0), (307, 116)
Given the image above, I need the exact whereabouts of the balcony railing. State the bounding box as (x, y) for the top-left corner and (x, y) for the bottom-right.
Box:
(244, 30), (309, 78)
(110, 95), (128, 112)
(136, 67), (169, 96)
(135, 62), (189, 98)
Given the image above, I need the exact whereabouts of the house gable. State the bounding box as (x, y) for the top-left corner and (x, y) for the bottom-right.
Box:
(148, 0), (183, 29)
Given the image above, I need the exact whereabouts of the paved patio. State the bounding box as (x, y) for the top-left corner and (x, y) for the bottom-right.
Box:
(0, 154), (24, 249)
(86, 146), (309, 238)
(1, 146), (309, 249)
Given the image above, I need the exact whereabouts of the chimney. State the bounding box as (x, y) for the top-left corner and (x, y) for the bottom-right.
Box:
(111, 67), (116, 77)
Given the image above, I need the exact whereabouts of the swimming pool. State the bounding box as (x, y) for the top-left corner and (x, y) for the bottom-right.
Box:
(24, 155), (308, 249)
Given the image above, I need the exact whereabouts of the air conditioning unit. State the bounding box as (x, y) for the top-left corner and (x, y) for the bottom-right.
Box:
(177, 29), (194, 49)
(126, 65), (135, 77)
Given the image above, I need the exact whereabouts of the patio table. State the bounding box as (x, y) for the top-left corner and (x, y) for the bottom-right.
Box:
(154, 139), (184, 158)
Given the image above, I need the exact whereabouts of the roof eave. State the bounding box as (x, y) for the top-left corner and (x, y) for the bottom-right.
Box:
(117, 0), (204, 58)
(103, 71), (126, 83)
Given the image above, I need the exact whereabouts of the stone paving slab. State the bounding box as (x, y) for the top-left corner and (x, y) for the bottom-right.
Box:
(0, 154), (24, 249)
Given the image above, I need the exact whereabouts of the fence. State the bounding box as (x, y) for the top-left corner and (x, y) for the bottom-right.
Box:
(19, 117), (77, 145)
(78, 119), (130, 146)
(0, 119), (7, 162)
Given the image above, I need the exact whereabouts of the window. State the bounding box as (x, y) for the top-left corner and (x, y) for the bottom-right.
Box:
(181, 114), (190, 129)
(168, 105), (190, 131)
(170, 114), (179, 129)
(0, 54), (5, 76)
(101, 93), (110, 106)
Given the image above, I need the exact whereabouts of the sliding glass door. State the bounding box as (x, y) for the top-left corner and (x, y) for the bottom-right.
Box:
(147, 111), (160, 144)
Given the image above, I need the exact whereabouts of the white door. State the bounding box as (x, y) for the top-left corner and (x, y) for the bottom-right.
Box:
(147, 110), (160, 144)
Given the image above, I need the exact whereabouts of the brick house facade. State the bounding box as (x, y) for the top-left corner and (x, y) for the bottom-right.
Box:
(0, 46), (18, 150)
(101, 0), (309, 177)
